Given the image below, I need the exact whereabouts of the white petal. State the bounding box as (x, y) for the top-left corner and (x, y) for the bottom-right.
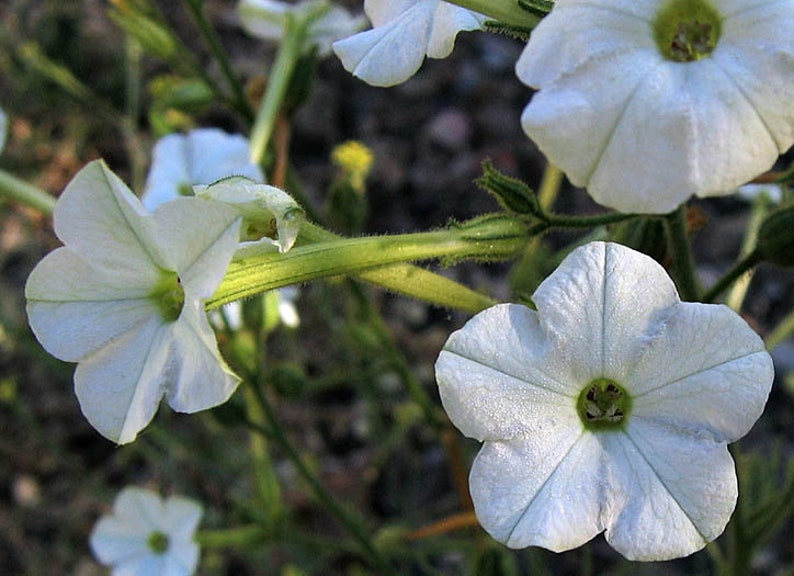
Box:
(714, 3), (794, 152)
(630, 303), (773, 440)
(162, 496), (203, 540)
(237, 0), (290, 43)
(515, 4), (655, 88)
(531, 242), (679, 383)
(364, 0), (421, 26)
(143, 129), (264, 210)
(520, 50), (666, 209)
(332, 2), (433, 87)
(470, 432), (602, 551)
(90, 488), (164, 563)
(55, 160), (170, 271)
(75, 318), (172, 444)
(152, 198), (241, 298)
(164, 302), (241, 414)
(426, 2), (485, 59)
(436, 304), (579, 441)
(25, 248), (160, 361)
(589, 58), (778, 207)
(90, 516), (150, 565)
(603, 422), (737, 560)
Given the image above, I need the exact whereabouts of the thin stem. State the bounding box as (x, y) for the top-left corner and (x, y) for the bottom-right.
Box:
(208, 215), (526, 309)
(537, 163), (563, 211)
(123, 37), (146, 193)
(0, 170), (56, 214)
(663, 205), (701, 301)
(543, 210), (636, 229)
(182, 0), (254, 122)
(725, 198), (770, 310)
(702, 250), (763, 304)
(404, 511), (479, 541)
(443, 0), (540, 27)
(249, 14), (307, 165)
(765, 309), (794, 351)
(248, 379), (394, 573)
(196, 525), (268, 548)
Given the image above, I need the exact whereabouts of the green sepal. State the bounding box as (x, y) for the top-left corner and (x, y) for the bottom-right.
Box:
(757, 204), (794, 267)
(476, 160), (543, 218)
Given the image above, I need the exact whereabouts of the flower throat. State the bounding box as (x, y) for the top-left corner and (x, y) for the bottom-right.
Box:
(653, 0), (722, 62)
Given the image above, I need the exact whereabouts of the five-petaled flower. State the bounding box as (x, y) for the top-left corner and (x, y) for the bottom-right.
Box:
(333, 0), (486, 87)
(435, 241), (773, 560)
(90, 487), (203, 576)
(516, 0), (794, 214)
(25, 160), (242, 444)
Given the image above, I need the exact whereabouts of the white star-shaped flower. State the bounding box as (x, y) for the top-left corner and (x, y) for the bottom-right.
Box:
(90, 487), (202, 576)
(25, 160), (242, 444)
(238, 0), (366, 56)
(436, 241), (773, 560)
(143, 128), (264, 210)
(516, 0), (794, 214)
(333, 0), (486, 87)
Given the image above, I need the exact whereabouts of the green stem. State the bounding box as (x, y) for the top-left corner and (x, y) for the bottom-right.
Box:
(249, 14), (307, 165)
(301, 223), (498, 313)
(544, 210), (636, 229)
(444, 0), (541, 27)
(242, 383), (285, 529)
(663, 205), (701, 301)
(537, 163), (563, 211)
(207, 215), (527, 309)
(249, 379), (394, 573)
(725, 198), (770, 311)
(123, 37), (146, 194)
(0, 170), (56, 214)
(765, 309), (794, 351)
(702, 250), (763, 304)
(196, 525), (269, 548)
(182, 0), (254, 122)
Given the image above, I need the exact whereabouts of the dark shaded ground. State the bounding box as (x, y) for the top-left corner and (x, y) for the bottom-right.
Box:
(1, 1), (794, 575)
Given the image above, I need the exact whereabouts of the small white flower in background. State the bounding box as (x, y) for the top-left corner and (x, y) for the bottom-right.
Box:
(238, 0), (366, 56)
(25, 160), (242, 444)
(91, 487), (202, 576)
(195, 177), (304, 259)
(333, 0), (486, 87)
(0, 105), (7, 153)
(516, 0), (794, 214)
(143, 128), (264, 210)
(436, 241), (773, 560)
(737, 183), (783, 205)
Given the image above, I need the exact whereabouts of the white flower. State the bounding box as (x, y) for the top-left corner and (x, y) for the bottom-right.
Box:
(90, 487), (202, 576)
(143, 128), (264, 210)
(332, 0), (486, 87)
(25, 160), (242, 444)
(238, 0), (366, 56)
(435, 241), (773, 560)
(516, 0), (794, 214)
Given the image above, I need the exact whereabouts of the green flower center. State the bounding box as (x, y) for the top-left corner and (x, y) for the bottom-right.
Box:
(150, 271), (185, 322)
(147, 530), (170, 555)
(653, 0), (722, 62)
(576, 378), (632, 431)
